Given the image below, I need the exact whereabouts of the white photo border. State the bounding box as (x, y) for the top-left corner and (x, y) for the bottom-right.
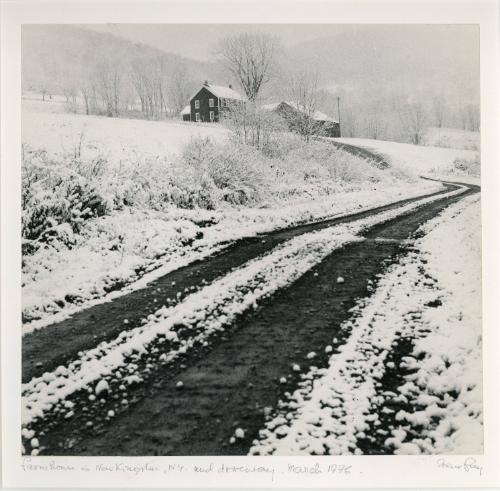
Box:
(1, 0), (499, 488)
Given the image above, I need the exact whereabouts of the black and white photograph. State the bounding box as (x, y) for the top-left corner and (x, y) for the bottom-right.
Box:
(2, 1), (500, 487)
(17, 21), (484, 458)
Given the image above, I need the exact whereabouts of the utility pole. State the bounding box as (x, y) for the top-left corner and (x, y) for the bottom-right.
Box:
(337, 96), (341, 137)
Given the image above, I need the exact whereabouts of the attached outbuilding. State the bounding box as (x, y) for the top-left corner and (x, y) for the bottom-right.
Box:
(262, 101), (341, 137)
(181, 81), (245, 123)
(180, 105), (191, 121)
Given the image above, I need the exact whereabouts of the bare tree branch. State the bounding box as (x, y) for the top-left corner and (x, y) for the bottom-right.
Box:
(217, 33), (278, 102)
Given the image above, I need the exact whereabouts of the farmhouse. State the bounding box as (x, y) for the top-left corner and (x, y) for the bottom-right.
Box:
(182, 81), (245, 123)
(262, 101), (341, 137)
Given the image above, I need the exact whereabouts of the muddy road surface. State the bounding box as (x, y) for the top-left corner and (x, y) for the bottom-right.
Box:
(22, 180), (479, 456)
(23, 182), (455, 383)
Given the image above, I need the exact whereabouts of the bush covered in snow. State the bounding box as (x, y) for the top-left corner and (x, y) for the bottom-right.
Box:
(181, 137), (270, 206)
(21, 130), (416, 264)
(451, 155), (481, 177)
(22, 146), (111, 253)
(22, 134), (412, 254)
(180, 135), (415, 204)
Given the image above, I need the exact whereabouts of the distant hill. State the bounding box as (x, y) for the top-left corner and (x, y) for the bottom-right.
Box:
(24, 24), (479, 102)
(279, 25), (480, 136)
(22, 25), (221, 95)
(285, 24), (479, 97)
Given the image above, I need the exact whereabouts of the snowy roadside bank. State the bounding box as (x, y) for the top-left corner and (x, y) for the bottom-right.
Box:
(23, 180), (444, 331)
(250, 193), (482, 455)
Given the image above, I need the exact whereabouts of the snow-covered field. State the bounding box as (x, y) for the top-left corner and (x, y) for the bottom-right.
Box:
(251, 194), (482, 455)
(22, 99), (230, 163)
(336, 137), (480, 183)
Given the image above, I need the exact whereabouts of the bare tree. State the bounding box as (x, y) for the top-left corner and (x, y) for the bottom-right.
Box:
(398, 102), (428, 145)
(340, 107), (358, 137)
(217, 33), (278, 102)
(366, 115), (387, 140)
(460, 101), (480, 131)
(284, 70), (324, 141)
(169, 63), (196, 115)
(433, 95), (447, 129)
(222, 102), (285, 150)
(61, 74), (79, 113)
(129, 56), (170, 119)
(92, 58), (123, 117)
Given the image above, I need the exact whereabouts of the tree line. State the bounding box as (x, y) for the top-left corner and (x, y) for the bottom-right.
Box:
(24, 27), (480, 144)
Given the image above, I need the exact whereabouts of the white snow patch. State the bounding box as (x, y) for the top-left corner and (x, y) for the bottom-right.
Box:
(235, 428), (245, 439)
(386, 194), (482, 454)
(95, 379), (109, 396)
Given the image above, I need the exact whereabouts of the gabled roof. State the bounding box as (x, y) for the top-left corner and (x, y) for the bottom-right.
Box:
(208, 84), (245, 101)
(180, 105), (190, 115)
(262, 101), (338, 124)
(190, 83), (245, 102)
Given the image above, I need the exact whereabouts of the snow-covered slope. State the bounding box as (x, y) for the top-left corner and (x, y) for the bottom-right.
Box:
(335, 137), (480, 183)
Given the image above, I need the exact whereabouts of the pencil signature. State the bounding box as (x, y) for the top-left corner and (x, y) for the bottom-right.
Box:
(436, 457), (483, 476)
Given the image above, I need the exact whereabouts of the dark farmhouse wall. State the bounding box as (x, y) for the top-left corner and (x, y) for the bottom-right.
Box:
(190, 87), (220, 123)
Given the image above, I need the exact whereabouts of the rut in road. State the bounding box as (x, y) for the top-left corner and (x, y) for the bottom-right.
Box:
(23, 182), (456, 383)
(31, 183), (478, 456)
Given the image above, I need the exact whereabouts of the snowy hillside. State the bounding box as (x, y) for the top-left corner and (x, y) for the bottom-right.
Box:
(336, 137), (480, 183)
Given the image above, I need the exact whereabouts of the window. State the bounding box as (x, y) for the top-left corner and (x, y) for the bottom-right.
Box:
(209, 98), (214, 108)
(209, 111), (215, 122)
(221, 98), (226, 107)
(194, 100), (200, 109)
(195, 112), (201, 122)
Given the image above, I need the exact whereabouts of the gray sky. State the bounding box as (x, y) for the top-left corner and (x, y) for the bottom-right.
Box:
(87, 24), (353, 60)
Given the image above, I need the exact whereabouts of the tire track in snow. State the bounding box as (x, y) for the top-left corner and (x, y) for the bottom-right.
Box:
(22, 183), (473, 455)
(22, 182), (458, 383)
(251, 194), (481, 456)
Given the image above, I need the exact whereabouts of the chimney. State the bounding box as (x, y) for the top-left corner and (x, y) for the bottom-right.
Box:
(228, 84), (232, 89)
(204, 80), (209, 86)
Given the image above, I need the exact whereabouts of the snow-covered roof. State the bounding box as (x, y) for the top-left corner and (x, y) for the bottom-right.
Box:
(312, 109), (338, 124)
(262, 101), (338, 124)
(190, 83), (245, 102)
(208, 84), (245, 101)
(180, 105), (190, 116)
